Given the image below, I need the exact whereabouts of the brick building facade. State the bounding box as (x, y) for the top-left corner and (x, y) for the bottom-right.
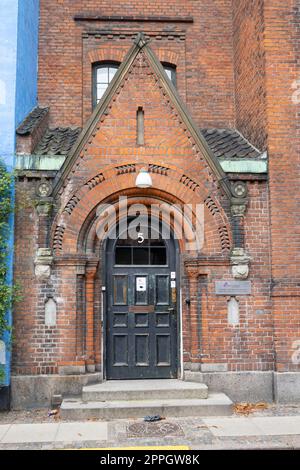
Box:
(11, 0), (300, 408)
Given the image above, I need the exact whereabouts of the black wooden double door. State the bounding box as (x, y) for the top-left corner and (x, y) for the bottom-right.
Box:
(106, 239), (178, 379)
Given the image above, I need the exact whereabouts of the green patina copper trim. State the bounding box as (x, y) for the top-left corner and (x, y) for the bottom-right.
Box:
(220, 159), (267, 174)
(16, 155), (268, 174)
(15, 155), (66, 171)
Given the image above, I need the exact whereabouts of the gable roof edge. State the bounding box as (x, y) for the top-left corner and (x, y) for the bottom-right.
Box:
(53, 34), (232, 200)
(52, 39), (144, 197)
(143, 45), (232, 199)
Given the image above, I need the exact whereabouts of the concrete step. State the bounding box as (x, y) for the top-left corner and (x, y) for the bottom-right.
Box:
(60, 393), (233, 420)
(82, 379), (208, 402)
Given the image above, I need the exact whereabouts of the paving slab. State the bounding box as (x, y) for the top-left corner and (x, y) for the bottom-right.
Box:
(252, 416), (300, 436)
(203, 416), (300, 437)
(1, 423), (59, 444)
(202, 418), (263, 437)
(55, 422), (108, 442)
(0, 425), (11, 441)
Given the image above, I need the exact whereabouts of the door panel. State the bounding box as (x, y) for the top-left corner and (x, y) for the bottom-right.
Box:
(106, 236), (178, 379)
(113, 334), (128, 366)
(156, 334), (171, 366)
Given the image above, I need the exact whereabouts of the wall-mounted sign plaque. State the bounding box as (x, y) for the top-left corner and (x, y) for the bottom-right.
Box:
(215, 280), (251, 295)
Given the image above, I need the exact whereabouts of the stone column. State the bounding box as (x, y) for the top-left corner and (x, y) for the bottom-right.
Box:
(85, 262), (98, 372)
(36, 199), (52, 248)
(230, 181), (250, 279)
(35, 179), (53, 247)
(34, 180), (54, 280)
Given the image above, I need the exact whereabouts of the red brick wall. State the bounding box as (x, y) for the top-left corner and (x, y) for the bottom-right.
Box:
(14, 0), (300, 378)
(264, 0), (300, 372)
(13, 43), (272, 375)
(191, 181), (273, 372)
(38, 0), (235, 129)
(13, 179), (55, 374)
(232, 0), (268, 151)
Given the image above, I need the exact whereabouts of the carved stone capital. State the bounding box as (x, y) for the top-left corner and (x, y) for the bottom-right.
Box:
(231, 198), (247, 217)
(231, 264), (249, 279)
(34, 248), (53, 280)
(231, 247), (251, 264)
(230, 247), (251, 279)
(35, 198), (53, 216)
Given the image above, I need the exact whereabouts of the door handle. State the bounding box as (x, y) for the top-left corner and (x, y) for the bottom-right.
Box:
(168, 307), (175, 313)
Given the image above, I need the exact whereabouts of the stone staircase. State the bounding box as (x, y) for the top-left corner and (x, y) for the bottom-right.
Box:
(60, 379), (233, 420)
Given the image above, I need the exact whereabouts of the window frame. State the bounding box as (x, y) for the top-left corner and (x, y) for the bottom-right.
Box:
(161, 63), (177, 88)
(92, 61), (120, 108)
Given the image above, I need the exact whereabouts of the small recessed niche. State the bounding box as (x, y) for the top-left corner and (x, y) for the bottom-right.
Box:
(45, 298), (57, 327)
(227, 297), (239, 326)
(137, 107), (144, 146)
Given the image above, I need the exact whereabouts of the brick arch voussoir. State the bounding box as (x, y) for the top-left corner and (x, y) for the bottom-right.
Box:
(88, 47), (127, 66)
(51, 163), (232, 256)
(156, 49), (179, 67)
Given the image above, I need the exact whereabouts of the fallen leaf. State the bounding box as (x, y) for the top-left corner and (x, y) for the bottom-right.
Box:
(197, 424), (218, 429)
(234, 402), (268, 415)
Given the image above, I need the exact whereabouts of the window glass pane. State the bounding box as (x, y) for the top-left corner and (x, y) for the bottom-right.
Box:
(109, 66), (118, 81)
(97, 84), (107, 99)
(113, 275), (128, 305)
(156, 275), (169, 304)
(163, 65), (176, 87)
(150, 247), (167, 265)
(115, 247), (131, 265)
(132, 248), (149, 265)
(97, 67), (109, 83)
(164, 69), (172, 79)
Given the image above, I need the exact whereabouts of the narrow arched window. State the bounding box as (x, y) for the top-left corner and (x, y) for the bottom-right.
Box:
(162, 63), (177, 87)
(93, 62), (120, 107)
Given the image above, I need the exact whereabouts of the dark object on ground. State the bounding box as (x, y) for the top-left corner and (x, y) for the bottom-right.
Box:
(143, 415), (164, 422)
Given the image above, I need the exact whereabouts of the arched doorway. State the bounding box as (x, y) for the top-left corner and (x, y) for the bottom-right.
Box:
(105, 217), (179, 379)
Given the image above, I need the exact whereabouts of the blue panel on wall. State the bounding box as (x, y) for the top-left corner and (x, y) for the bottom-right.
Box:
(15, 0), (39, 127)
(0, 0), (39, 397)
(0, 0), (18, 164)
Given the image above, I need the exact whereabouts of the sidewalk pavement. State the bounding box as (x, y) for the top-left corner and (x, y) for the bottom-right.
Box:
(0, 415), (300, 449)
